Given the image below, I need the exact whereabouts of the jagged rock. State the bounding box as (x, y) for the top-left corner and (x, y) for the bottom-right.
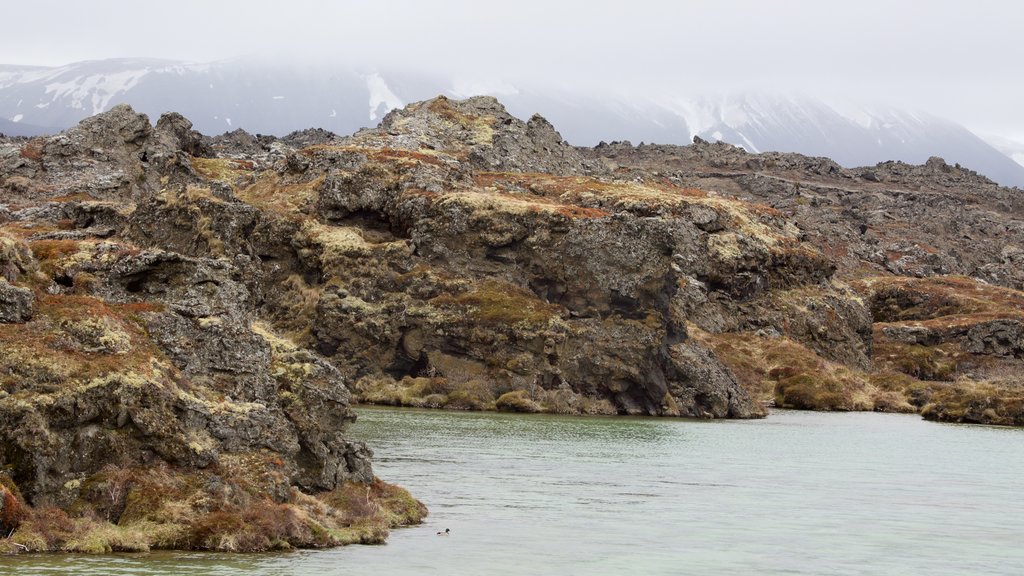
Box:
(0, 278), (33, 322)
(209, 128), (276, 156)
(154, 112), (213, 158)
(966, 320), (1024, 358)
(583, 139), (1024, 291)
(375, 95), (604, 176)
(281, 127), (338, 148)
(666, 342), (759, 417)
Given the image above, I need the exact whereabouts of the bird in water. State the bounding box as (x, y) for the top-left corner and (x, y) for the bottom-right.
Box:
(437, 528), (450, 536)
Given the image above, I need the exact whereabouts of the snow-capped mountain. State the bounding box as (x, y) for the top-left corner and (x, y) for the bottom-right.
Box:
(2, 58), (1023, 187)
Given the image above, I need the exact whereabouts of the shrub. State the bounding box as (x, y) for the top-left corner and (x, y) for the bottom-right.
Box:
(1, 485), (27, 534)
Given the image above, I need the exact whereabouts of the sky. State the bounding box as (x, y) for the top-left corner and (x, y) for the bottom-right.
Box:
(2, 0), (1022, 138)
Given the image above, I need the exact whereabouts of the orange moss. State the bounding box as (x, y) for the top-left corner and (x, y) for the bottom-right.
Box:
(29, 239), (80, 262)
(1, 486), (27, 534)
(0, 294), (165, 391)
(191, 501), (311, 552)
(19, 139), (44, 161)
(426, 96), (466, 123)
(299, 145), (448, 167)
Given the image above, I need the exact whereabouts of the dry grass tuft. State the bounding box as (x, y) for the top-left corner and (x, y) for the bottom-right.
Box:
(431, 279), (561, 328)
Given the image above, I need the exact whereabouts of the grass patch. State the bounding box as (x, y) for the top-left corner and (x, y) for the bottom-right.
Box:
(7, 462), (425, 553)
(430, 279), (561, 328)
(236, 174), (325, 220)
(693, 327), (887, 412)
(874, 340), (962, 381)
(191, 157), (255, 185)
(495, 390), (543, 413)
(921, 379), (1024, 426)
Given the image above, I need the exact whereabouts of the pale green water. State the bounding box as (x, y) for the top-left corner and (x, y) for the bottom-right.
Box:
(3, 408), (1023, 575)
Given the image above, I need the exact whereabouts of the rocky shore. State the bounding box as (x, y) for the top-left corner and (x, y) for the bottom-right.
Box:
(1, 95), (1022, 552)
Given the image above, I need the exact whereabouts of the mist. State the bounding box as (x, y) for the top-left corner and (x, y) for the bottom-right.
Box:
(2, 0), (1022, 137)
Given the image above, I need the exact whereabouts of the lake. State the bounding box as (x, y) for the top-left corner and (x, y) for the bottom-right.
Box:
(4, 407), (1023, 575)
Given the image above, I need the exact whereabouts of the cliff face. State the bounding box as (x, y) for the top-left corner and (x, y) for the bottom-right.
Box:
(0, 106), (422, 553)
(586, 139), (1024, 425)
(149, 95), (870, 420)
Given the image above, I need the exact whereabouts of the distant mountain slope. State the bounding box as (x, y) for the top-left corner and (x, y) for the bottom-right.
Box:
(2, 58), (1023, 186)
(0, 116), (56, 137)
(981, 133), (1024, 169)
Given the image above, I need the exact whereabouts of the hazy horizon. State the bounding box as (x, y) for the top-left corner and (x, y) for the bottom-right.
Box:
(2, 0), (1022, 141)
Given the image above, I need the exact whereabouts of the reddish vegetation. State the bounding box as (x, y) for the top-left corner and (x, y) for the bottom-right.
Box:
(1, 488), (26, 533)
(19, 139), (44, 161)
(120, 301), (166, 314)
(47, 193), (97, 203)
(853, 275), (1024, 326)
(29, 239), (80, 262)
(300, 145), (447, 167)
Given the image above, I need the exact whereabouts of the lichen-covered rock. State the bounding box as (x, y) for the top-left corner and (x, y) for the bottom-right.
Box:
(0, 278), (33, 322)
(5, 91), (1024, 551)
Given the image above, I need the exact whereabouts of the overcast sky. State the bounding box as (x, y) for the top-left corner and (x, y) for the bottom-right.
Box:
(2, 0), (1022, 137)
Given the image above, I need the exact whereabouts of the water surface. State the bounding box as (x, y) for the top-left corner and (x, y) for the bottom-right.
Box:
(4, 408), (1023, 575)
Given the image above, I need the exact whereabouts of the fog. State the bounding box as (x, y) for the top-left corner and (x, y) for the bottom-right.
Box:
(3, 0), (1022, 137)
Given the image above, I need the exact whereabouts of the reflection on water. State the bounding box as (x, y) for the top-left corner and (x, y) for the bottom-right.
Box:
(4, 408), (1023, 575)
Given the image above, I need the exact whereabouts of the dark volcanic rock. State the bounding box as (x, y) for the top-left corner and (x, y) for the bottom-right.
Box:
(0, 278), (33, 322)
(5, 92), (1024, 552)
(584, 140), (1024, 291)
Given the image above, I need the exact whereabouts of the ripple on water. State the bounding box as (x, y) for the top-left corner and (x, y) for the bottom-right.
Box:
(4, 408), (1023, 576)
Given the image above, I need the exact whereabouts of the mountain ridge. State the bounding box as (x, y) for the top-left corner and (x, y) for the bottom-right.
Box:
(2, 58), (1023, 187)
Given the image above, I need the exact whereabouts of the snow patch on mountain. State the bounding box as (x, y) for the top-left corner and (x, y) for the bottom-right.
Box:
(44, 69), (149, 114)
(2, 58), (1023, 186)
(365, 72), (402, 121)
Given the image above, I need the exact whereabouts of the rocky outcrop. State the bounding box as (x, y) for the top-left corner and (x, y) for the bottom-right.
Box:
(586, 140), (1024, 290)
(0, 277), (33, 321)
(587, 137), (1024, 425)
(3, 92), (1023, 552)
(0, 106), (427, 553)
